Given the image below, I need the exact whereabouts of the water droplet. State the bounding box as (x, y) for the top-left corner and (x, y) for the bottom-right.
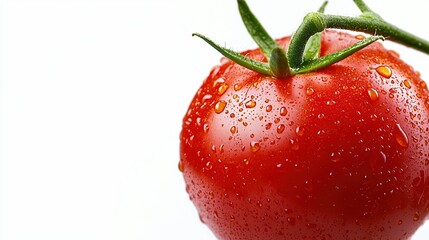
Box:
(230, 126), (237, 134)
(245, 100), (257, 108)
(290, 139), (299, 150)
(266, 105), (273, 112)
(178, 161), (184, 172)
(355, 34), (365, 40)
(398, 220), (403, 225)
(318, 113), (325, 119)
(326, 100), (336, 106)
(287, 217), (296, 226)
(209, 191), (214, 200)
(394, 124), (409, 148)
(213, 77), (225, 87)
(243, 158), (250, 165)
(331, 152), (341, 163)
(206, 161), (213, 170)
(413, 212), (420, 221)
(295, 126), (304, 137)
(376, 66), (392, 78)
(280, 107), (288, 116)
(419, 80), (427, 90)
(403, 79), (412, 89)
(306, 87), (315, 96)
(218, 84), (229, 95)
(370, 151), (387, 171)
(203, 124), (209, 133)
(277, 124), (285, 134)
(202, 94), (213, 101)
(214, 101), (227, 113)
(234, 83), (242, 91)
(250, 141), (261, 153)
(265, 123), (272, 130)
(367, 88), (379, 101)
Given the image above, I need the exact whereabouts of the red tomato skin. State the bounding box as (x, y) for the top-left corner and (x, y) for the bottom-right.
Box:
(180, 30), (429, 240)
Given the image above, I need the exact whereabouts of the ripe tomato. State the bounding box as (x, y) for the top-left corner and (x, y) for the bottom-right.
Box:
(180, 30), (429, 239)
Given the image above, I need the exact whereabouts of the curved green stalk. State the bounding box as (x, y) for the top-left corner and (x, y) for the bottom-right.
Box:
(192, 33), (272, 76)
(237, 0), (278, 60)
(288, 12), (429, 68)
(303, 1), (329, 61)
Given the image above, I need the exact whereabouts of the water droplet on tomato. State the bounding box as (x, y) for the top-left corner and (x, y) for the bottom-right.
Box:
(178, 161), (184, 172)
(413, 212), (420, 221)
(394, 124), (409, 148)
(250, 141), (261, 153)
(203, 123), (209, 133)
(213, 77), (225, 88)
(214, 101), (227, 113)
(306, 87), (315, 96)
(331, 152), (341, 163)
(370, 151), (387, 172)
(355, 34), (365, 40)
(206, 161), (213, 170)
(280, 107), (288, 116)
(327, 100), (336, 106)
(420, 80), (427, 90)
(230, 126), (237, 134)
(202, 94), (213, 101)
(367, 88), (379, 101)
(218, 84), (229, 95)
(245, 100), (257, 108)
(209, 191), (214, 200)
(243, 158), (250, 165)
(290, 139), (299, 151)
(287, 217), (296, 226)
(403, 79), (412, 89)
(265, 123), (272, 130)
(376, 66), (392, 78)
(277, 124), (285, 134)
(295, 126), (304, 137)
(266, 105), (273, 112)
(233, 83), (242, 91)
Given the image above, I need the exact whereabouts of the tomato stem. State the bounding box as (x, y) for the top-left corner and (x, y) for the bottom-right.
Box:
(288, 1), (429, 68)
(237, 0), (278, 61)
(302, 1), (328, 62)
(193, 0), (429, 79)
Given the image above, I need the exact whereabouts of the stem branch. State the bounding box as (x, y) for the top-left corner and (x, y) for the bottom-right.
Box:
(288, 12), (429, 68)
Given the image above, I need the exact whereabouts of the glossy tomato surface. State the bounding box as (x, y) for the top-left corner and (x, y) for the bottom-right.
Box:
(180, 30), (429, 239)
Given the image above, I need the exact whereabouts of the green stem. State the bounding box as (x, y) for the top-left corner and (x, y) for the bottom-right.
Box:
(353, 0), (373, 14)
(288, 12), (429, 68)
(237, 0), (278, 60)
(192, 33), (272, 76)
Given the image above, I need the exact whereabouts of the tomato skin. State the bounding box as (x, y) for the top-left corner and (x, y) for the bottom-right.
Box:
(180, 30), (429, 239)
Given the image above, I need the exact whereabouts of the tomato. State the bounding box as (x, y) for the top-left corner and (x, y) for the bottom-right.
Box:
(179, 30), (429, 239)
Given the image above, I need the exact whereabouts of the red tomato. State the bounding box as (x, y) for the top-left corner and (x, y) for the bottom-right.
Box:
(180, 30), (429, 239)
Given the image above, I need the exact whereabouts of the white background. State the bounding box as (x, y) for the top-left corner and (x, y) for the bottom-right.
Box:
(1, 0), (429, 239)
